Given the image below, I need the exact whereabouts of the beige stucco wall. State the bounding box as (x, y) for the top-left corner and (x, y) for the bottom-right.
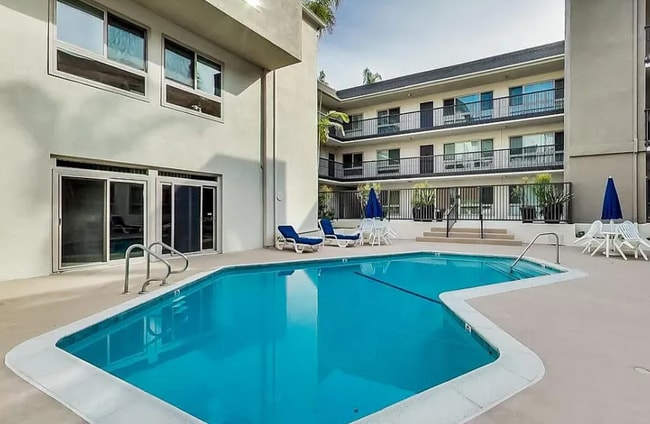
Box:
(0, 0), (314, 280)
(341, 71), (564, 120)
(273, 19), (320, 233)
(565, 0), (647, 222)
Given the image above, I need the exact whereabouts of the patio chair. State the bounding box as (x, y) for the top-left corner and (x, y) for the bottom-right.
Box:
(574, 220), (604, 253)
(614, 221), (650, 261)
(276, 225), (323, 253)
(318, 218), (361, 248)
(359, 218), (376, 245)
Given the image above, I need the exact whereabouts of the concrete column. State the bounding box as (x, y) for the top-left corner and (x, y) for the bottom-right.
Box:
(565, 0), (647, 223)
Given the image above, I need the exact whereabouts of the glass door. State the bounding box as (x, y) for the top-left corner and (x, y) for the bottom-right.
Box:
(109, 181), (145, 260)
(157, 179), (219, 255)
(60, 177), (106, 267)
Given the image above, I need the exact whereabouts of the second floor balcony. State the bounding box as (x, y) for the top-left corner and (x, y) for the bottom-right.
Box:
(319, 145), (564, 182)
(330, 89), (564, 141)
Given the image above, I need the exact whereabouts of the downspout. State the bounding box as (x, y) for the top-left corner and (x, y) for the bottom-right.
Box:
(261, 69), (268, 246)
(273, 70), (277, 235)
(633, 0), (639, 223)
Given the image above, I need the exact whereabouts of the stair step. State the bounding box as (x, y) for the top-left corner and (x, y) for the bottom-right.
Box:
(415, 236), (522, 246)
(429, 227), (508, 234)
(422, 231), (515, 240)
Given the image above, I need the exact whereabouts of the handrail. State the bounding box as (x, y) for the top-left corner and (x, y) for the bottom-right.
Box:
(123, 244), (172, 294)
(446, 203), (458, 237)
(146, 241), (190, 281)
(510, 232), (560, 272)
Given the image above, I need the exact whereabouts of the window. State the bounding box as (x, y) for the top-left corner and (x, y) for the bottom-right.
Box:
(480, 91), (493, 111)
(443, 140), (493, 162)
(346, 114), (363, 133)
(380, 190), (400, 218)
(377, 149), (400, 173)
(377, 108), (400, 134)
(455, 93), (479, 115)
(163, 39), (223, 119)
(509, 132), (555, 156)
(443, 99), (454, 116)
(53, 0), (147, 95)
(509, 80), (559, 112)
(342, 153), (363, 176)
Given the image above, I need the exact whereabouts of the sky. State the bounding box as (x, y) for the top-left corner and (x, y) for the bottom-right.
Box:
(317, 0), (565, 89)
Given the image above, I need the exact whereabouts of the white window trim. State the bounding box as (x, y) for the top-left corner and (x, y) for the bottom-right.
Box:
(376, 148), (400, 170)
(348, 113), (364, 133)
(48, 0), (150, 101)
(377, 108), (400, 131)
(161, 34), (224, 123)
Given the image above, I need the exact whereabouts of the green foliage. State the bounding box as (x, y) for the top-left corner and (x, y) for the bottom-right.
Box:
(356, 183), (381, 207)
(412, 182), (435, 207)
(513, 174), (573, 207)
(318, 110), (349, 144)
(362, 67), (382, 85)
(318, 184), (335, 219)
(304, 0), (342, 34)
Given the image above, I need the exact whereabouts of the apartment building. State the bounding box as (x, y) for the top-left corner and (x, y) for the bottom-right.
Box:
(319, 42), (568, 224)
(0, 0), (323, 281)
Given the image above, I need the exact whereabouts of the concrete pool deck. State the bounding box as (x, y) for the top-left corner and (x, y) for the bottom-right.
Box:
(1, 241), (649, 423)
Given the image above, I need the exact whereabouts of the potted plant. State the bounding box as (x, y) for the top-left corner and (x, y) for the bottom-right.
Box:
(531, 173), (574, 223)
(412, 182), (436, 221)
(513, 177), (536, 223)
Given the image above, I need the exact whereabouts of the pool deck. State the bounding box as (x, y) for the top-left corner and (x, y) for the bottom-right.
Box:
(1, 241), (649, 424)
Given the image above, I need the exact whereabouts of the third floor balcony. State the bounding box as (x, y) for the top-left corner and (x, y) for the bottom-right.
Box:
(329, 89), (564, 142)
(319, 145), (564, 182)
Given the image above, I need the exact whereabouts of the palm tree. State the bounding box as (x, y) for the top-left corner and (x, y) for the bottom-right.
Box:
(304, 0), (342, 34)
(318, 111), (349, 144)
(318, 70), (328, 84)
(362, 67), (382, 85)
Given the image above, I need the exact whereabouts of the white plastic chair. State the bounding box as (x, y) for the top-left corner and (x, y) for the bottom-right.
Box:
(574, 221), (604, 253)
(359, 219), (375, 245)
(614, 221), (650, 261)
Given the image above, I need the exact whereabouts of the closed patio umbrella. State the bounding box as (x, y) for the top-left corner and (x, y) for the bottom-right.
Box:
(365, 188), (383, 219)
(601, 176), (623, 230)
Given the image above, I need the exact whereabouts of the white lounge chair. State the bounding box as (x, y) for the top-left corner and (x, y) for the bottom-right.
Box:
(574, 221), (604, 253)
(318, 218), (362, 248)
(614, 221), (650, 261)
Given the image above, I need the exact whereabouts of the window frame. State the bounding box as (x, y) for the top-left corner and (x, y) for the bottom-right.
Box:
(161, 35), (225, 122)
(49, 0), (150, 101)
(342, 152), (363, 177)
(376, 148), (400, 171)
(377, 107), (401, 134)
(348, 114), (364, 133)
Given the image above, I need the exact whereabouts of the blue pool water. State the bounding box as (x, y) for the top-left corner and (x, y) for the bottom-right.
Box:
(58, 253), (559, 424)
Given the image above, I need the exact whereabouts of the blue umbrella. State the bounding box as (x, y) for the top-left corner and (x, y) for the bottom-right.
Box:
(601, 176), (623, 229)
(365, 188), (383, 219)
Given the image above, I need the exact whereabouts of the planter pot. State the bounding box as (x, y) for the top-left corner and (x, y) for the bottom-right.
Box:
(413, 205), (435, 222)
(520, 206), (536, 223)
(543, 204), (564, 223)
(435, 208), (445, 222)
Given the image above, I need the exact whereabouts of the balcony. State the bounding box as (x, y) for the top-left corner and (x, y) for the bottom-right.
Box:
(319, 146), (564, 182)
(330, 89), (564, 141)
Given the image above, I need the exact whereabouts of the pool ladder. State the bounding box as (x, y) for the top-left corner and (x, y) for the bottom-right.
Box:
(123, 242), (190, 294)
(510, 232), (560, 273)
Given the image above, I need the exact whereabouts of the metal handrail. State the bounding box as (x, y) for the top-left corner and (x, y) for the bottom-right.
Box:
(446, 203), (458, 237)
(146, 241), (190, 281)
(510, 232), (560, 272)
(123, 244), (172, 294)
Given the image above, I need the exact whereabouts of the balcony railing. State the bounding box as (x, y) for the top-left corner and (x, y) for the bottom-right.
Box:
(319, 146), (564, 182)
(329, 89), (564, 141)
(319, 183), (573, 223)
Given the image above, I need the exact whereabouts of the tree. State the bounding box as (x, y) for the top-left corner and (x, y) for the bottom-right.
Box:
(318, 70), (328, 84)
(362, 67), (382, 85)
(318, 111), (349, 144)
(304, 0), (342, 35)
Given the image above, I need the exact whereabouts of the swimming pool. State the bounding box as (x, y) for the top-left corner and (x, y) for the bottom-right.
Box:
(6, 251), (582, 424)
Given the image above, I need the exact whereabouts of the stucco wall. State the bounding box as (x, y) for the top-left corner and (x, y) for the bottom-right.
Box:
(0, 0), (268, 280)
(565, 0), (647, 222)
(274, 19), (320, 233)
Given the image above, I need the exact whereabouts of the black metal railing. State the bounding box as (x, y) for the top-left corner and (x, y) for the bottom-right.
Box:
(329, 89), (563, 141)
(446, 203), (458, 237)
(645, 26), (650, 65)
(319, 146), (563, 182)
(318, 183), (573, 223)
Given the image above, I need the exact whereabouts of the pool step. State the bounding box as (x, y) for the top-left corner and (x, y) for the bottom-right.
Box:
(422, 231), (515, 240)
(415, 236), (522, 246)
(429, 227), (509, 234)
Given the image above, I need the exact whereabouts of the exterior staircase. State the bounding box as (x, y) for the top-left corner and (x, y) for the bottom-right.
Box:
(416, 227), (522, 246)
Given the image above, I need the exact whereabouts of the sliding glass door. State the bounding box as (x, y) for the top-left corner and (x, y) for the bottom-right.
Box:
(158, 179), (219, 254)
(56, 171), (146, 270)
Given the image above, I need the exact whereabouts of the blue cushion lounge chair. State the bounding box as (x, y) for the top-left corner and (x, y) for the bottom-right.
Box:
(318, 218), (361, 247)
(276, 225), (323, 253)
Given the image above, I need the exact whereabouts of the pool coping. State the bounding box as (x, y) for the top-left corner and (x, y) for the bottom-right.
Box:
(4, 250), (587, 424)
